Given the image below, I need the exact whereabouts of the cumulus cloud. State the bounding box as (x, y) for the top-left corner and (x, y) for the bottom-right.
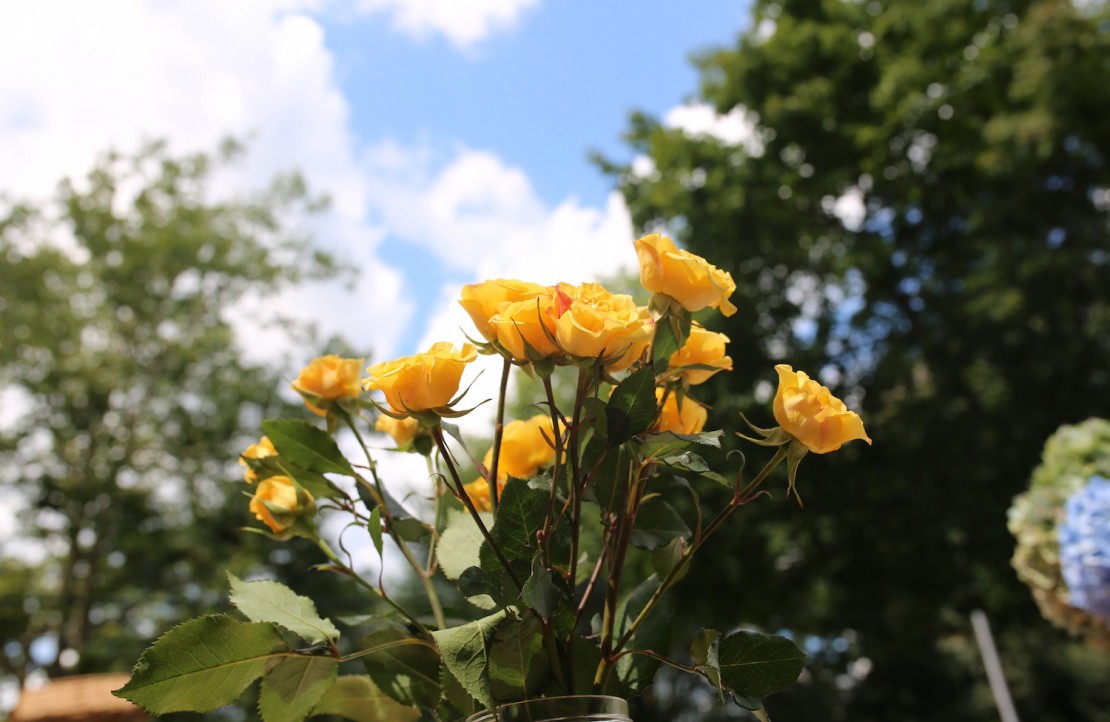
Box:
(353, 0), (539, 49)
(664, 101), (764, 156)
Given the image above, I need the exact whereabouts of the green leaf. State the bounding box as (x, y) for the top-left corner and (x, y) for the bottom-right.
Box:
(520, 555), (567, 619)
(650, 309), (691, 373)
(229, 573), (340, 644)
(311, 675), (420, 722)
(431, 610), (507, 709)
(636, 430), (724, 459)
(487, 611), (548, 703)
(478, 477), (549, 581)
(690, 628), (723, 698)
(262, 419), (356, 477)
(439, 663), (477, 719)
(650, 537), (689, 583)
(369, 506), (383, 558)
(438, 511), (494, 581)
(607, 366), (658, 444)
(716, 631), (806, 698)
(567, 635), (604, 696)
(458, 566), (499, 610)
(630, 498), (691, 550)
(250, 456), (348, 501)
(259, 656), (337, 722)
(360, 624), (441, 709)
(114, 615), (286, 713)
(615, 576), (672, 694)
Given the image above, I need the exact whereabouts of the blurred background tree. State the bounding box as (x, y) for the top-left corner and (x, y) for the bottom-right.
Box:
(602, 0), (1110, 720)
(0, 141), (364, 708)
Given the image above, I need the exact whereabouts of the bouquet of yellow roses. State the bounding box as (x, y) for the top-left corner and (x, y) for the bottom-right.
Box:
(115, 234), (870, 721)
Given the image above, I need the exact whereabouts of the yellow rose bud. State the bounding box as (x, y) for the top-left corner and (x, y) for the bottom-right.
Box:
(772, 365), (871, 454)
(654, 389), (708, 435)
(459, 279), (551, 342)
(239, 435), (277, 484)
(291, 355), (363, 417)
(375, 415), (421, 448)
(249, 475), (314, 533)
(488, 295), (560, 361)
(482, 414), (559, 481)
(668, 325), (733, 385)
(462, 478), (502, 512)
(364, 342), (477, 413)
(552, 282), (652, 364)
(634, 233), (737, 316)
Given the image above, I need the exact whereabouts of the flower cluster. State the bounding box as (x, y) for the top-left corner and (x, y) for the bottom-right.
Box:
(119, 233), (872, 722)
(1060, 476), (1110, 625)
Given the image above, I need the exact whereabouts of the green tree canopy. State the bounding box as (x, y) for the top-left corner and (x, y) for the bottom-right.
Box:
(0, 141), (359, 696)
(605, 1), (1110, 720)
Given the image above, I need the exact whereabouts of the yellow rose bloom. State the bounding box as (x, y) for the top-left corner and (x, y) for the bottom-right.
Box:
(772, 365), (871, 454)
(239, 435), (277, 484)
(552, 282), (652, 364)
(249, 475), (314, 533)
(459, 279), (551, 342)
(482, 414), (559, 481)
(488, 295), (561, 361)
(668, 325), (733, 385)
(634, 233), (737, 317)
(462, 478), (502, 512)
(291, 355), (363, 416)
(364, 342), (477, 413)
(606, 306), (653, 373)
(654, 389), (708, 435)
(375, 415), (421, 448)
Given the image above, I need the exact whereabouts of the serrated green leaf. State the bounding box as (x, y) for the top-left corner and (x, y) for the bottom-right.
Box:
(630, 499), (691, 550)
(114, 615), (286, 713)
(431, 610), (507, 709)
(438, 511), (493, 581)
(521, 555), (566, 619)
(360, 624), (441, 709)
(262, 419), (356, 477)
(478, 477), (548, 578)
(439, 661), (477, 718)
(607, 366), (658, 444)
(310, 675), (420, 722)
(717, 631), (806, 698)
(458, 566), (499, 609)
(615, 576), (672, 694)
(487, 611), (548, 703)
(636, 430), (724, 459)
(229, 573), (340, 644)
(259, 656), (337, 722)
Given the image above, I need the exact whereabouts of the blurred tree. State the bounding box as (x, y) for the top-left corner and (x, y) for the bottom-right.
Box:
(604, 0), (1110, 720)
(0, 141), (364, 704)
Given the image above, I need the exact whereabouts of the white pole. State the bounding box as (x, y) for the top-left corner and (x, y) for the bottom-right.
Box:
(970, 609), (1021, 722)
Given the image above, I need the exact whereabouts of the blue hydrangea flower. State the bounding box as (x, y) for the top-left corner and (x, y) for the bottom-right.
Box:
(1060, 475), (1110, 625)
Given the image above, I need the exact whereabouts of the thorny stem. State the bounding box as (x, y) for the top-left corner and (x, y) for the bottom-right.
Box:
(432, 426), (524, 591)
(609, 447), (789, 658)
(540, 375), (564, 567)
(344, 413), (447, 630)
(488, 357), (512, 513)
(567, 366), (590, 592)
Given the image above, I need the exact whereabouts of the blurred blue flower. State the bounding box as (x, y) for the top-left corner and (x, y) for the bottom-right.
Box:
(1060, 475), (1110, 624)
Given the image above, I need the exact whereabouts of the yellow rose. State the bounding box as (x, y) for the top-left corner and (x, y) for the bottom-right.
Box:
(606, 306), (653, 373)
(654, 389), (708, 435)
(772, 365), (871, 454)
(552, 282), (652, 364)
(634, 233), (737, 317)
(239, 435), (277, 484)
(291, 355), (363, 416)
(488, 295), (561, 361)
(668, 325), (733, 385)
(482, 414), (559, 481)
(375, 415), (421, 448)
(249, 475), (314, 533)
(462, 478), (502, 512)
(459, 279), (551, 342)
(364, 342), (477, 413)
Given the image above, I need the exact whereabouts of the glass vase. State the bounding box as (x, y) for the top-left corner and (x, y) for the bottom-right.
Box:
(464, 695), (631, 722)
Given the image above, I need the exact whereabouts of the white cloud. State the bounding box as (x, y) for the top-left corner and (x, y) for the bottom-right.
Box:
(353, 0), (539, 49)
(664, 102), (764, 156)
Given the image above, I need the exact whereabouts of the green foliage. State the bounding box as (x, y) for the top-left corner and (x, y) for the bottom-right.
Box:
(607, 366), (659, 444)
(432, 610), (507, 709)
(262, 419), (357, 478)
(360, 624), (442, 709)
(310, 675), (421, 722)
(715, 631), (808, 698)
(606, 0), (1110, 719)
(228, 573), (340, 644)
(259, 656), (338, 722)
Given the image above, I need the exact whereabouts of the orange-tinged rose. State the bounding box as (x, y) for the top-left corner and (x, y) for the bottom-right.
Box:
(249, 475), (314, 533)
(375, 415), (421, 448)
(772, 365), (871, 454)
(240, 435), (277, 484)
(364, 342), (477, 413)
(552, 282), (652, 364)
(635, 233), (737, 316)
(654, 389), (708, 435)
(668, 325), (733, 385)
(482, 415), (559, 481)
(462, 478), (502, 512)
(488, 295), (560, 361)
(459, 279), (551, 342)
(292, 355), (363, 416)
